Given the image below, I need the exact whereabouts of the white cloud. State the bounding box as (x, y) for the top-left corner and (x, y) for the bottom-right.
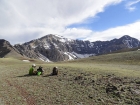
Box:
(128, 7), (136, 12)
(61, 28), (93, 39)
(84, 20), (140, 41)
(44, 20), (140, 42)
(126, 0), (140, 6)
(1, 0), (140, 45)
(0, 0), (123, 44)
(125, 0), (140, 12)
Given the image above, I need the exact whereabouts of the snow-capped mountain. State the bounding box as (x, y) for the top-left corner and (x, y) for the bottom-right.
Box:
(14, 34), (140, 62)
(14, 34), (95, 62)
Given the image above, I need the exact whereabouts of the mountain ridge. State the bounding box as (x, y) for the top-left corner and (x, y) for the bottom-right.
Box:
(14, 34), (140, 62)
(1, 34), (140, 62)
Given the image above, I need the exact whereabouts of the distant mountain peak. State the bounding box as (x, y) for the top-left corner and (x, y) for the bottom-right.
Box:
(120, 35), (131, 39)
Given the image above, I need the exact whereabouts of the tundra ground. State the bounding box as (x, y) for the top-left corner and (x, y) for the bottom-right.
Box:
(0, 51), (140, 105)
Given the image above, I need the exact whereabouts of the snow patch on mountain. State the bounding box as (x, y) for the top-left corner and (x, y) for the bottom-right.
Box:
(23, 60), (30, 62)
(59, 38), (74, 43)
(53, 43), (59, 48)
(64, 52), (74, 60)
(54, 34), (63, 38)
(72, 52), (95, 58)
(123, 40), (133, 48)
(44, 44), (50, 49)
(59, 38), (66, 43)
(53, 34), (74, 43)
(88, 43), (94, 48)
(32, 46), (37, 48)
(64, 52), (95, 60)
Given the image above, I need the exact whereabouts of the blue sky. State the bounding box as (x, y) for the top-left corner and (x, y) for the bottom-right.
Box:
(68, 0), (140, 31)
(0, 0), (140, 44)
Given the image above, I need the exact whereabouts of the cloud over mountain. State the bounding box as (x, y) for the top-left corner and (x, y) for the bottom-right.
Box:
(0, 0), (140, 44)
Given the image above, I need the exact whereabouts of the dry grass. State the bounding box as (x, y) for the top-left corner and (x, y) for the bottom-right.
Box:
(0, 51), (140, 105)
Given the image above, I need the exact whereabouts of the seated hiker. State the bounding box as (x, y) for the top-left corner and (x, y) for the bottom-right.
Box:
(29, 64), (37, 75)
(37, 66), (44, 75)
(51, 67), (58, 75)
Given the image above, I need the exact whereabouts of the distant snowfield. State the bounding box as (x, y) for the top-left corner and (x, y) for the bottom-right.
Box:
(72, 52), (95, 58)
(64, 51), (95, 60)
(23, 60), (30, 62)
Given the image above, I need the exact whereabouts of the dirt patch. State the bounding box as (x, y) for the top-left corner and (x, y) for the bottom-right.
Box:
(5, 79), (36, 105)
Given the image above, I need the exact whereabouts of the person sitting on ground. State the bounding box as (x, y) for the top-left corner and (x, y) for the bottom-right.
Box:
(37, 66), (44, 75)
(51, 67), (58, 75)
(29, 64), (37, 75)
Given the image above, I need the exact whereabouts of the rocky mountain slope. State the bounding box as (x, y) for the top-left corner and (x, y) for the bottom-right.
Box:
(0, 39), (23, 58)
(14, 34), (140, 62)
(92, 35), (140, 54)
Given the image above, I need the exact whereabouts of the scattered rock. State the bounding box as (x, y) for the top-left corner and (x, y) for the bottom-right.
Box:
(106, 84), (118, 93)
(136, 81), (140, 84)
(131, 89), (140, 95)
(88, 94), (93, 99)
(92, 80), (95, 83)
(97, 98), (101, 101)
(120, 87), (125, 92)
(109, 77), (122, 84)
(74, 76), (83, 80)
